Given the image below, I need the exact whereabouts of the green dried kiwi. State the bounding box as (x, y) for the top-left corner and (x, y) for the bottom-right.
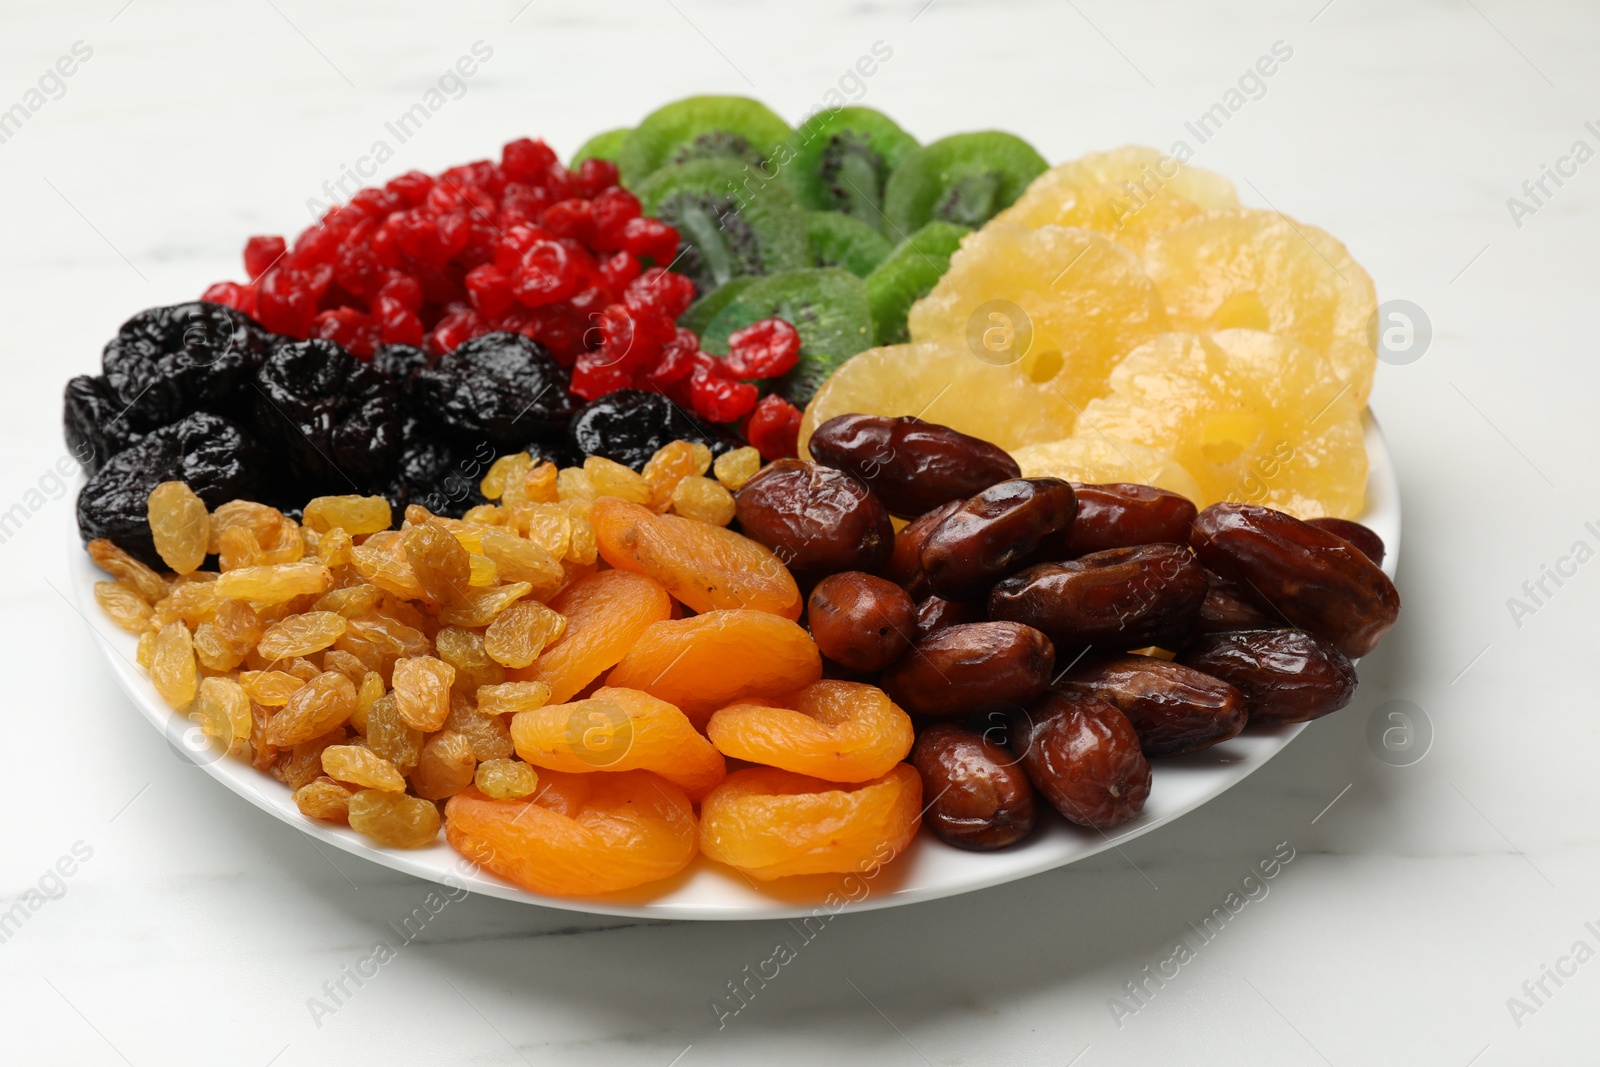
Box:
(865, 220), (970, 345)
(806, 211), (893, 277)
(783, 106), (920, 230)
(700, 268), (874, 406)
(617, 96), (793, 187)
(570, 127), (631, 168)
(635, 158), (808, 294)
(883, 131), (1048, 234)
(678, 277), (756, 334)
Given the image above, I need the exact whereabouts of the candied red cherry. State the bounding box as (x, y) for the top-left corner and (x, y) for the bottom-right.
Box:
(621, 216), (680, 264)
(591, 187), (642, 251)
(600, 250), (641, 294)
(744, 394), (804, 460)
(386, 169), (435, 206)
(574, 157), (621, 198)
(348, 187), (403, 218)
(377, 272), (423, 311)
(689, 369), (758, 422)
(465, 264), (515, 319)
(725, 318), (801, 380)
(502, 138), (559, 184)
(511, 240), (584, 307)
(624, 268), (697, 320)
(374, 296), (424, 346)
(436, 211), (473, 260)
(287, 222), (339, 269)
(539, 199), (594, 244)
(427, 309), (483, 354)
(201, 281), (256, 318)
(309, 308), (377, 357)
(570, 352), (635, 400)
(243, 235), (286, 280)
(255, 268), (318, 337)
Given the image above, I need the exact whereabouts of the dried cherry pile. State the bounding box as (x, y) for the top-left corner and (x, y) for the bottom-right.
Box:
(724, 412), (1401, 846)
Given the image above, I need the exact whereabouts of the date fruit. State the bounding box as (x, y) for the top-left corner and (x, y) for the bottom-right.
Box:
(1010, 692), (1151, 829)
(1195, 569), (1285, 635)
(911, 723), (1036, 850)
(1190, 503), (1399, 659)
(807, 572), (917, 673)
(808, 414), (1021, 519)
(1178, 629), (1357, 724)
(1306, 516), (1386, 567)
(988, 544), (1206, 653)
(1056, 654), (1245, 757)
(1053, 483), (1197, 557)
(881, 621), (1054, 719)
(914, 595), (987, 639)
(734, 459), (894, 578)
(883, 500), (962, 597)
(921, 478), (1078, 600)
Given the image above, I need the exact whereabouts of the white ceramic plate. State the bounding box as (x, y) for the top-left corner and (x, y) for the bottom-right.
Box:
(75, 416), (1399, 920)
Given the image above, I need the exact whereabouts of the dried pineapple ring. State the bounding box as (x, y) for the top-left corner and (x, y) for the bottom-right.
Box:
(1142, 207), (1378, 404)
(799, 342), (1078, 458)
(706, 681), (914, 783)
(445, 771), (698, 896)
(699, 765), (922, 881)
(1042, 145), (1241, 209)
(509, 686), (726, 801)
(907, 224), (1169, 418)
(1071, 330), (1367, 518)
(1011, 435), (1203, 502)
(605, 609), (822, 727)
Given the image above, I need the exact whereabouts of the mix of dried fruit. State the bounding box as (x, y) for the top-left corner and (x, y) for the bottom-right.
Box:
(71, 97), (1401, 901)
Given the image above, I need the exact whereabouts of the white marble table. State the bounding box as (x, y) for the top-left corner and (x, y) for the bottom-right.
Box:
(2, 1), (1597, 1063)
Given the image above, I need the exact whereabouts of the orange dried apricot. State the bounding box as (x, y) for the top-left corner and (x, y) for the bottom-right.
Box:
(605, 610), (822, 726)
(706, 680), (914, 783)
(510, 686), (725, 801)
(699, 765), (922, 880)
(444, 771), (697, 896)
(519, 569), (671, 703)
(590, 497), (802, 620)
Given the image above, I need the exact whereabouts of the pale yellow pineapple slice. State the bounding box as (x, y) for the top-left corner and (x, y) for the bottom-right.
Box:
(906, 224), (1169, 419)
(1011, 436), (1202, 502)
(1142, 208), (1378, 405)
(1066, 330), (1367, 518)
(1046, 146), (1241, 209)
(798, 341), (1077, 458)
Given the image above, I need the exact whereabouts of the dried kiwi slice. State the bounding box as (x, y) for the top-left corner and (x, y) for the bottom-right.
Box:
(865, 220), (970, 345)
(783, 106), (920, 230)
(635, 158), (808, 293)
(806, 211), (893, 277)
(699, 268), (874, 406)
(571, 127), (630, 168)
(678, 277), (756, 334)
(617, 96), (793, 187)
(883, 131), (1048, 234)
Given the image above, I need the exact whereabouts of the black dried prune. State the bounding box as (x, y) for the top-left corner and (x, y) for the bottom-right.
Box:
(568, 389), (732, 471)
(370, 343), (432, 414)
(63, 374), (140, 474)
(253, 339), (400, 494)
(388, 435), (497, 516)
(76, 412), (263, 567)
(412, 332), (573, 449)
(102, 301), (270, 431)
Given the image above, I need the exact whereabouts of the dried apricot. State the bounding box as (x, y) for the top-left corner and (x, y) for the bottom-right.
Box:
(521, 569), (671, 703)
(510, 686), (726, 801)
(444, 771), (697, 896)
(706, 681), (914, 783)
(699, 765), (922, 880)
(605, 610), (822, 726)
(591, 497), (802, 620)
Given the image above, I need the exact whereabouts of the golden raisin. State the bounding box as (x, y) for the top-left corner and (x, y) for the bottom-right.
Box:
(314, 584), (384, 618)
(402, 520), (472, 604)
(475, 681), (554, 716)
(314, 526), (354, 567)
(364, 693), (424, 771)
(214, 561), (331, 603)
(474, 759), (539, 799)
(434, 627), (506, 692)
(294, 776), (352, 823)
(321, 744), (406, 792)
(478, 528), (563, 594)
(88, 539), (168, 602)
(208, 501), (282, 553)
(481, 452), (531, 501)
(556, 466), (597, 502)
(191, 676), (251, 757)
(438, 582), (532, 627)
(392, 656), (455, 731)
(136, 630), (157, 668)
(150, 621), (198, 710)
(240, 670), (306, 706)
(264, 671), (357, 747)
(484, 601), (567, 668)
(411, 731), (478, 800)
(94, 581), (153, 634)
(147, 481), (211, 575)
(348, 790), (441, 848)
(670, 476), (736, 526)
(216, 526), (263, 571)
(303, 495), (392, 535)
(257, 611), (348, 660)
(643, 440), (714, 510)
(444, 696), (516, 760)
(583, 455), (652, 504)
(713, 446), (762, 491)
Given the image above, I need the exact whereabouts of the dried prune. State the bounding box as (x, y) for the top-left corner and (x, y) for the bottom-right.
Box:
(1190, 503), (1400, 659)
(413, 332), (574, 449)
(1178, 629), (1357, 724)
(389, 434), (496, 516)
(102, 302), (270, 431)
(62, 375), (139, 474)
(734, 459), (894, 578)
(253, 339), (400, 494)
(911, 723), (1036, 850)
(1011, 691), (1150, 829)
(989, 544), (1206, 654)
(921, 478), (1077, 600)
(1307, 516), (1386, 567)
(1056, 654), (1245, 757)
(807, 571), (916, 673)
(1195, 569), (1285, 635)
(77, 413), (263, 567)
(881, 621), (1054, 719)
(807, 414), (1021, 518)
(370, 343), (431, 406)
(1052, 483), (1197, 558)
(568, 389), (728, 471)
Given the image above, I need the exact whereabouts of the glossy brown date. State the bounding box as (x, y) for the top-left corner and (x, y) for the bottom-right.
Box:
(1052, 483), (1198, 558)
(911, 723), (1037, 850)
(1196, 569), (1286, 635)
(914, 595), (987, 639)
(734, 459), (894, 579)
(807, 571), (916, 673)
(808, 414), (1022, 519)
(1190, 503), (1399, 659)
(1056, 654), (1246, 757)
(988, 544), (1207, 653)
(1177, 628), (1357, 724)
(883, 500), (962, 597)
(880, 621), (1054, 719)
(921, 478), (1078, 600)
(1306, 516), (1386, 567)
(1009, 691), (1151, 828)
